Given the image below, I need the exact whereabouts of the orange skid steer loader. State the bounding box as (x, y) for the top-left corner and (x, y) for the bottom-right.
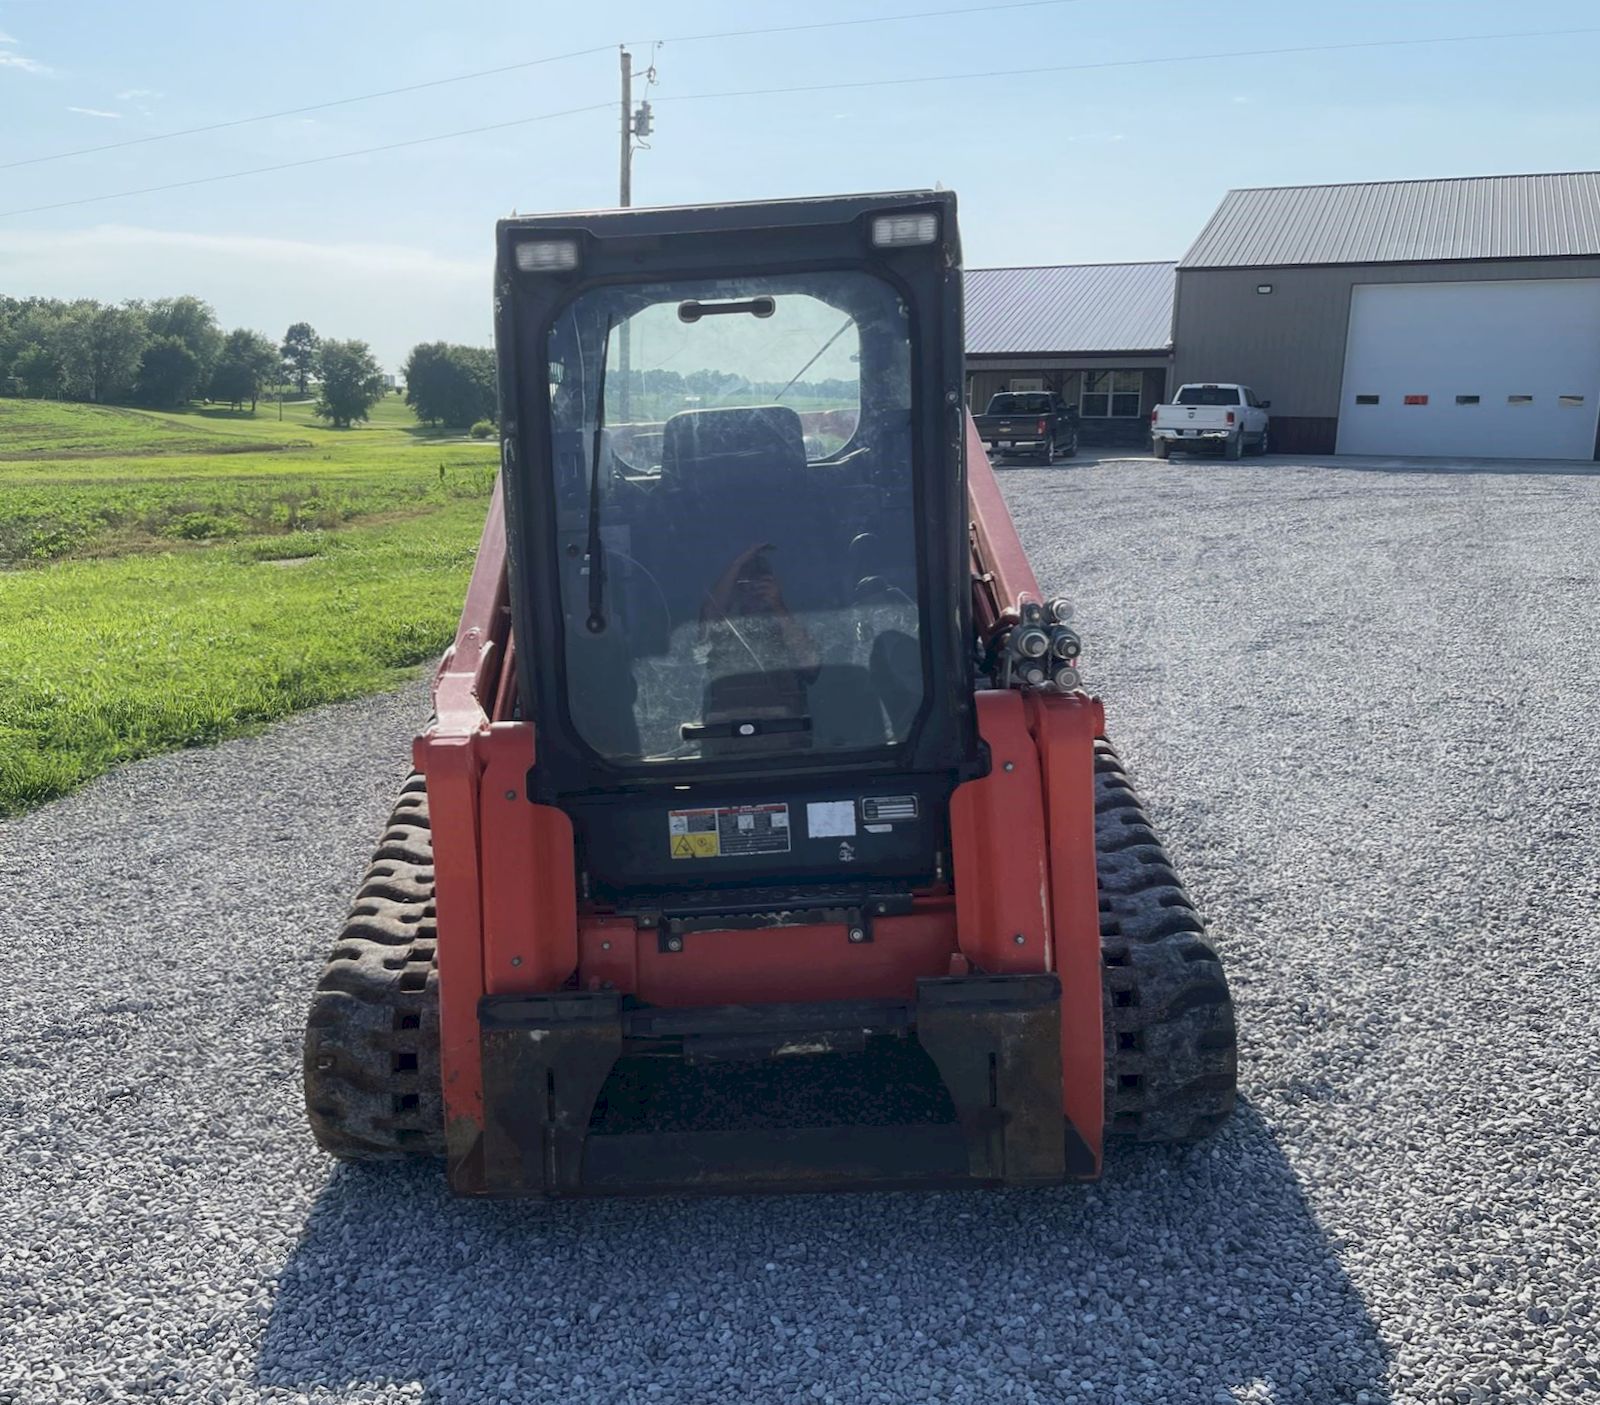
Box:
(303, 191), (1236, 1196)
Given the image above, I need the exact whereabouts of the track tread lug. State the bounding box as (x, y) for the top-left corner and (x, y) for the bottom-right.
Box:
(1095, 742), (1238, 1145)
(303, 775), (445, 1161)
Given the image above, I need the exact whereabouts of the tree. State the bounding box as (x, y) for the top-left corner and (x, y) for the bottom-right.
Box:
(144, 295), (222, 380)
(313, 339), (386, 428)
(55, 301), (147, 403)
(134, 335), (204, 408)
(12, 344), (64, 398)
(281, 322), (319, 395)
(402, 341), (496, 428)
(209, 328), (281, 411)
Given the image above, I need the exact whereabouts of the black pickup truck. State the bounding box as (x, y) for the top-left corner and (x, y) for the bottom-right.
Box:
(972, 391), (1079, 462)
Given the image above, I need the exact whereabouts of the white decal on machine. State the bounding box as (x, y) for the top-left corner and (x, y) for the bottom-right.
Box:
(807, 801), (856, 838)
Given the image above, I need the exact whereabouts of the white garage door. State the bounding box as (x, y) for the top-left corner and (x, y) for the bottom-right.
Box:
(1336, 279), (1600, 460)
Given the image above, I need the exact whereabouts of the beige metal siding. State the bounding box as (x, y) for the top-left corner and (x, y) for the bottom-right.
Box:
(1172, 257), (1600, 419)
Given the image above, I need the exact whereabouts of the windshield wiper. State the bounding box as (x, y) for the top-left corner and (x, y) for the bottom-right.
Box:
(681, 716), (813, 741)
(585, 313), (615, 635)
(775, 316), (854, 401)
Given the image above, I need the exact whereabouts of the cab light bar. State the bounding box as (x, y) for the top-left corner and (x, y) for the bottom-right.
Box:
(870, 212), (938, 248)
(514, 239), (580, 272)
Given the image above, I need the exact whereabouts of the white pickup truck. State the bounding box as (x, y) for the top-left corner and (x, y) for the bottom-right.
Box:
(1150, 383), (1270, 459)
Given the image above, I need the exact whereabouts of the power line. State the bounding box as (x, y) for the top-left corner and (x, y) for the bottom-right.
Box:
(651, 26), (1600, 107)
(0, 45), (617, 172)
(645, 0), (1079, 47)
(0, 1), (1081, 172)
(0, 102), (614, 217)
(3, 24), (1596, 220)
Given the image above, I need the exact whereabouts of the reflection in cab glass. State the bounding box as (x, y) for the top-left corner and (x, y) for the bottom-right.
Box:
(545, 271), (923, 764)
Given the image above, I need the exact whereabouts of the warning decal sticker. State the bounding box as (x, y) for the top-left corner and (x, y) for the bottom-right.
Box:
(669, 804), (791, 859)
(667, 808), (720, 859)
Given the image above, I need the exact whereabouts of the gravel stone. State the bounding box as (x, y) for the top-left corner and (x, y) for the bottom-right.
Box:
(2, 454), (1598, 1403)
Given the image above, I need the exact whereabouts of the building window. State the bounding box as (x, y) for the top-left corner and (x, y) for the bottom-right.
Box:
(1082, 369), (1142, 418)
(1355, 394), (1380, 405)
(1508, 395), (1533, 405)
(1559, 394), (1585, 407)
(1455, 395), (1480, 405)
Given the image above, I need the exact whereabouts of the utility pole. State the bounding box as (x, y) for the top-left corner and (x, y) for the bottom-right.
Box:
(618, 47), (633, 420)
(614, 47), (655, 424)
(619, 47), (633, 209)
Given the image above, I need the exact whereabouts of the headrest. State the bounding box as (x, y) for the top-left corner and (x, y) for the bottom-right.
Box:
(660, 405), (807, 489)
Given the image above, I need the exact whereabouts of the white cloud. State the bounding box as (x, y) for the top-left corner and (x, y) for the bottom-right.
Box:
(0, 47), (48, 73)
(0, 225), (491, 369)
(0, 29), (17, 44)
(68, 106), (123, 119)
(116, 88), (162, 100)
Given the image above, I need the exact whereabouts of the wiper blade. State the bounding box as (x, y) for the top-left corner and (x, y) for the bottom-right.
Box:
(775, 316), (854, 402)
(680, 716), (813, 742)
(585, 313), (614, 635)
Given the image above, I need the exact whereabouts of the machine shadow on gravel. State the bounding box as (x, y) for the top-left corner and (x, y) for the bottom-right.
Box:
(257, 1100), (1390, 1404)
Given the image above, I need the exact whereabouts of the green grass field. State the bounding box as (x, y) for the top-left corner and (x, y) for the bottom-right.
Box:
(0, 395), (496, 814)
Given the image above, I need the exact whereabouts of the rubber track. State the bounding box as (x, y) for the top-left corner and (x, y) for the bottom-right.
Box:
(304, 748), (1236, 1160)
(1094, 738), (1238, 1142)
(303, 775), (445, 1159)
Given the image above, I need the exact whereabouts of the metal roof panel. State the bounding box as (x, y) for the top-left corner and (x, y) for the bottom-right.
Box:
(964, 261), (1176, 355)
(1180, 171), (1600, 269)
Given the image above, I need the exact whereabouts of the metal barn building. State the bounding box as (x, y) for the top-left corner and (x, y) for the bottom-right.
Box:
(1171, 171), (1600, 459)
(964, 262), (1174, 447)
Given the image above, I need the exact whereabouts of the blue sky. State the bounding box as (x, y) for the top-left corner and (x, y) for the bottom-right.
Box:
(3, 0), (1598, 368)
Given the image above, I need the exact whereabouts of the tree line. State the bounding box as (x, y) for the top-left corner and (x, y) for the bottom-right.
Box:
(0, 295), (391, 428)
(0, 293), (849, 435)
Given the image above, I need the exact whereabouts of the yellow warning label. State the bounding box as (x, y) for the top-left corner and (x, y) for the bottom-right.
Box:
(671, 831), (720, 859)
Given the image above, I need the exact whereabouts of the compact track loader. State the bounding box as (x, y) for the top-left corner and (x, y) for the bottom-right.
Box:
(304, 191), (1236, 1196)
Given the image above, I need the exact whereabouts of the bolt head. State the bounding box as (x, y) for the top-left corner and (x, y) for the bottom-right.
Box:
(504, 789), (517, 801)
(1013, 933), (1026, 945)
(511, 955), (523, 966)
(848, 927), (866, 943)
(1003, 761), (1015, 772)
(601, 940), (612, 951)
(666, 937), (683, 953)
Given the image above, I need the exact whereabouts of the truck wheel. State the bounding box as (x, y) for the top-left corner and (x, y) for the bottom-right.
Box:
(1255, 427), (1270, 456)
(1064, 430), (1078, 458)
(1152, 438), (1169, 460)
(1042, 439), (1056, 465)
(1226, 431), (1244, 460)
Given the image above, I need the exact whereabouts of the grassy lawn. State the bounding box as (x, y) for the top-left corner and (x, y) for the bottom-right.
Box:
(0, 395), (495, 814)
(1, 396), (493, 564)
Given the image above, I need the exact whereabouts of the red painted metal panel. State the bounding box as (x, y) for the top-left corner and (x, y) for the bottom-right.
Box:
(415, 477), (515, 1161)
(426, 476), (512, 744)
(589, 908), (958, 1007)
(578, 915), (639, 993)
(948, 690), (1052, 973)
(421, 734), (487, 1152)
(1026, 691), (1106, 1170)
(479, 725), (575, 996)
(966, 412), (1043, 646)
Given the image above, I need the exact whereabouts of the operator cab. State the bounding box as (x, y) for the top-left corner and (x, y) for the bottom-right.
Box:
(496, 193), (977, 905)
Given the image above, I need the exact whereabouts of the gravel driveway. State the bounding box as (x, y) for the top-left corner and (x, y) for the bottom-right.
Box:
(3, 455), (1598, 1404)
